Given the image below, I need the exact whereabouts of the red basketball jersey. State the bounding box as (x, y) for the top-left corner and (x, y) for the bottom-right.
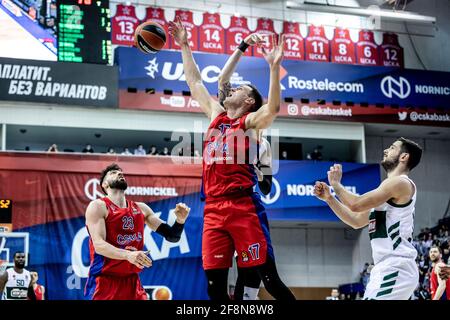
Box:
(34, 284), (44, 300)
(305, 25), (330, 62)
(380, 32), (404, 68)
(170, 10), (199, 51)
(199, 12), (225, 54)
(356, 30), (380, 66)
(331, 27), (355, 64)
(111, 4), (140, 46)
(202, 112), (257, 198)
(144, 7), (170, 50)
(87, 197), (145, 277)
(253, 18), (277, 58)
(430, 264), (450, 300)
(282, 21), (304, 61)
(226, 16), (252, 56)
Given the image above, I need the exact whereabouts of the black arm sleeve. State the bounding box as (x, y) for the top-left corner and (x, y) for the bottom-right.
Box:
(257, 164), (272, 195)
(258, 175), (273, 195)
(28, 284), (37, 300)
(155, 222), (185, 243)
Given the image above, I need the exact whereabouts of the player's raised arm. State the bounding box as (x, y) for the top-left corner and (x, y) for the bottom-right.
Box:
(139, 202), (190, 243)
(327, 164), (360, 207)
(314, 181), (370, 229)
(85, 200), (152, 269)
(168, 17), (223, 120)
(218, 34), (263, 105)
(245, 34), (285, 129)
(345, 177), (412, 212)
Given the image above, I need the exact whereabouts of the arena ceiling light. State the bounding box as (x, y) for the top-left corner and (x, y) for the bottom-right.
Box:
(285, 1), (436, 25)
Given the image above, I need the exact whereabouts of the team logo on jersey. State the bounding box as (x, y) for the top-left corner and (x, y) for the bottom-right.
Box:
(241, 251), (249, 262)
(117, 232), (142, 245)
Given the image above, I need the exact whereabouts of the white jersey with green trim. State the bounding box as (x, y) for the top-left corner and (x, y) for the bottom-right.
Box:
(368, 175), (417, 265)
(1, 268), (31, 300)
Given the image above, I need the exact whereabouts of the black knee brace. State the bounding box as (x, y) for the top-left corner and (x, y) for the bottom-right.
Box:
(205, 268), (231, 301)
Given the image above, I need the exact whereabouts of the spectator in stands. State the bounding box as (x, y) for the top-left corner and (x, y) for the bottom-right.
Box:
(310, 147), (323, 161)
(360, 263), (370, 288)
(423, 272), (431, 293)
(281, 150), (288, 160)
(425, 233), (433, 251)
(25, 146), (30, 151)
(134, 144), (146, 156)
(82, 143), (94, 153)
(441, 240), (450, 263)
(30, 271), (45, 300)
(148, 145), (158, 156)
(106, 147), (116, 155)
(416, 284), (431, 300)
(47, 144), (58, 152)
(339, 293), (346, 300)
(325, 288), (339, 300)
(121, 147), (132, 155)
(159, 147), (170, 156)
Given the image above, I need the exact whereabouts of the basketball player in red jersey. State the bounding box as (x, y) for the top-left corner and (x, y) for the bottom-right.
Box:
(429, 246), (450, 300)
(169, 18), (295, 300)
(30, 271), (45, 300)
(84, 163), (190, 300)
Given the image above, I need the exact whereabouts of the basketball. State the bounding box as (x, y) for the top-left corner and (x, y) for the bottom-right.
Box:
(134, 21), (166, 53)
(153, 287), (171, 300)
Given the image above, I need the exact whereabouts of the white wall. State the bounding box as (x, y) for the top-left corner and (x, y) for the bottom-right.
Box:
(365, 135), (450, 234)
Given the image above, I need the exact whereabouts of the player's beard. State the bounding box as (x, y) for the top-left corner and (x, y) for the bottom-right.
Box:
(15, 261), (25, 269)
(109, 178), (128, 191)
(381, 155), (399, 172)
(430, 256), (440, 263)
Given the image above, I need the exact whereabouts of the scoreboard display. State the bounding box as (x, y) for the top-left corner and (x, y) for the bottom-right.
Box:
(57, 0), (112, 64)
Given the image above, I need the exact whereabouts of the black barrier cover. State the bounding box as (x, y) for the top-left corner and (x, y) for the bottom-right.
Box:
(0, 57), (118, 108)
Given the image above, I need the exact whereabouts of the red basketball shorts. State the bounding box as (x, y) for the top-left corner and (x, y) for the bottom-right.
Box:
(202, 192), (274, 270)
(85, 273), (148, 300)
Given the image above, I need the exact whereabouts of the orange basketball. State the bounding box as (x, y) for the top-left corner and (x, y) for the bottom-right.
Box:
(134, 21), (166, 53)
(154, 287), (171, 300)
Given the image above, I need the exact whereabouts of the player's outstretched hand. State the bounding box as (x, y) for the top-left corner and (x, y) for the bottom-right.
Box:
(126, 250), (152, 269)
(314, 181), (332, 202)
(168, 17), (188, 46)
(327, 164), (343, 188)
(244, 33), (264, 46)
(261, 34), (285, 66)
(174, 202), (190, 224)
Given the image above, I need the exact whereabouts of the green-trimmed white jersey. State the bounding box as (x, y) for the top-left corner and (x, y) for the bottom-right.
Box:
(1, 268), (31, 300)
(368, 175), (417, 265)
